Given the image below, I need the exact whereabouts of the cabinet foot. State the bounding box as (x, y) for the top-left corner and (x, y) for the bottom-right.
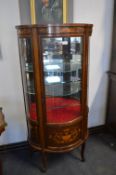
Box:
(41, 151), (47, 172)
(0, 159), (2, 175)
(81, 142), (86, 162)
(29, 147), (34, 158)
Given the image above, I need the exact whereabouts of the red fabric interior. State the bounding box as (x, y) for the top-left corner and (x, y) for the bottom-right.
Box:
(29, 97), (81, 123)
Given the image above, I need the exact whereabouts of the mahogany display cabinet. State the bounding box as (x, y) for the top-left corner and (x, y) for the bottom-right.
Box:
(16, 24), (93, 170)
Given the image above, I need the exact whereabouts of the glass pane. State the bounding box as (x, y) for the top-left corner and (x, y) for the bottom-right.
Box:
(42, 37), (82, 124)
(19, 38), (37, 121)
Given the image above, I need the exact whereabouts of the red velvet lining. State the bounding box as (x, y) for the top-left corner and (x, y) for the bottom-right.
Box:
(29, 97), (81, 123)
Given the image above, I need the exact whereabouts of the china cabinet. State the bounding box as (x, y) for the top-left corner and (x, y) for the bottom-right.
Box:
(16, 24), (93, 170)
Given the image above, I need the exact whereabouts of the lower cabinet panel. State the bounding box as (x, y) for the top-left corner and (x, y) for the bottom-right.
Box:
(46, 119), (82, 148)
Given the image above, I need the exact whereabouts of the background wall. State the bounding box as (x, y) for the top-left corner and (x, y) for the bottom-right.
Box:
(19, 0), (31, 25)
(0, 0), (114, 145)
(0, 0), (27, 144)
(73, 0), (114, 127)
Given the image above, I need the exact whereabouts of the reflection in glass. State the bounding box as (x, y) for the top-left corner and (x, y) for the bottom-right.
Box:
(42, 37), (82, 124)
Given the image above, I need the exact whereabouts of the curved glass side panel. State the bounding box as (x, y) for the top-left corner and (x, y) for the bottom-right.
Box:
(42, 37), (82, 124)
(19, 38), (37, 121)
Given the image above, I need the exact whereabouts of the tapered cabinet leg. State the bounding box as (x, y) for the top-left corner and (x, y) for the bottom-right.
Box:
(0, 160), (2, 175)
(41, 151), (47, 172)
(29, 146), (34, 158)
(81, 142), (86, 162)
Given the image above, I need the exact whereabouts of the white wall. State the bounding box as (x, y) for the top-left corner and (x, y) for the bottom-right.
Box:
(0, 0), (27, 145)
(73, 0), (114, 127)
(0, 0), (114, 145)
(19, 0), (31, 24)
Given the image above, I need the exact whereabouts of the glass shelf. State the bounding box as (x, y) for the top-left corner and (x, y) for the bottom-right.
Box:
(25, 81), (81, 97)
(25, 69), (33, 73)
(43, 52), (82, 57)
(25, 63), (33, 72)
(25, 91), (35, 95)
(45, 81), (81, 97)
(24, 79), (81, 96)
(45, 79), (81, 85)
(44, 63), (81, 72)
(25, 61), (81, 73)
(26, 84), (35, 95)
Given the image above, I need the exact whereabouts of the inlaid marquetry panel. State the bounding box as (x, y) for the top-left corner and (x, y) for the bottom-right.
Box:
(47, 120), (82, 147)
(16, 28), (32, 37)
(38, 26), (92, 36)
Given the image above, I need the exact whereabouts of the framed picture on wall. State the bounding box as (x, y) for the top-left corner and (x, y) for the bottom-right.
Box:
(30, 0), (68, 24)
